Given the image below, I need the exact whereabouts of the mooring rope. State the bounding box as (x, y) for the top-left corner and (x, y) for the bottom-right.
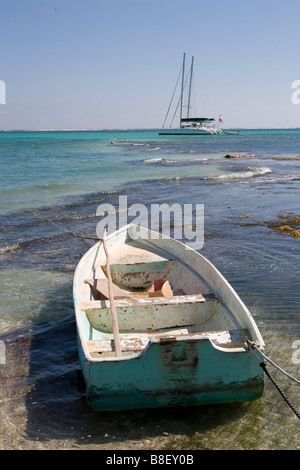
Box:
(247, 341), (300, 420)
(248, 341), (300, 385)
(260, 362), (300, 420)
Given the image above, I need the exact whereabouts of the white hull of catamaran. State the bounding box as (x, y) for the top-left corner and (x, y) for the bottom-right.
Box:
(159, 128), (221, 135)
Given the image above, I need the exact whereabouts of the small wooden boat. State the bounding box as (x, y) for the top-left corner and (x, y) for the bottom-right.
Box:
(73, 224), (265, 411)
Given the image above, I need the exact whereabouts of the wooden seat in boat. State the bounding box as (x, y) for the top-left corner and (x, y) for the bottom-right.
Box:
(81, 293), (220, 333)
(84, 278), (133, 300)
(81, 292), (217, 310)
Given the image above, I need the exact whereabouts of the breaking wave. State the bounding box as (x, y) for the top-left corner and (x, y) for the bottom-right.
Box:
(143, 157), (208, 166)
(163, 166), (272, 182)
(204, 166), (272, 181)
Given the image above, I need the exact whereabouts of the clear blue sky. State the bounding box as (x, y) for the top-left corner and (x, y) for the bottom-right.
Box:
(1, 0), (300, 130)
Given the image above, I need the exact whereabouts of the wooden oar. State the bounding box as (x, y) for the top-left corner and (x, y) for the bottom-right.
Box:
(102, 229), (122, 357)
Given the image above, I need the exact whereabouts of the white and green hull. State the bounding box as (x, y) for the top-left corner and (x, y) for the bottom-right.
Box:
(73, 225), (265, 411)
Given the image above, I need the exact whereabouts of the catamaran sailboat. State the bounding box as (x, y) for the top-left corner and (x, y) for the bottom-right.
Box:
(159, 54), (222, 136)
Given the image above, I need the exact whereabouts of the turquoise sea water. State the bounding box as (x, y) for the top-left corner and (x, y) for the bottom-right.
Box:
(1, 128), (299, 215)
(0, 129), (299, 450)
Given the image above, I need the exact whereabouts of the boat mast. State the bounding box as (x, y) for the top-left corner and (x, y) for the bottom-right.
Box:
(179, 52), (186, 126)
(187, 56), (194, 119)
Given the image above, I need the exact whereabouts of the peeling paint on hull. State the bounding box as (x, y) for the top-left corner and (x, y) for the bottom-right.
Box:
(78, 336), (264, 411)
(86, 380), (263, 412)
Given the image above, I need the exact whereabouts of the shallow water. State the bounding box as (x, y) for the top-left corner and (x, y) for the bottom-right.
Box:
(0, 129), (299, 450)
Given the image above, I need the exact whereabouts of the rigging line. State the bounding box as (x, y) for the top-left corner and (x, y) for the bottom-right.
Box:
(169, 69), (191, 128)
(162, 65), (182, 129)
(187, 56), (194, 119)
(191, 76), (197, 116)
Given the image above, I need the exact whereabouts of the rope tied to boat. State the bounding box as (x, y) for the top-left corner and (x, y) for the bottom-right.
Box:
(248, 341), (300, 385)
(246, 341), (300, 420)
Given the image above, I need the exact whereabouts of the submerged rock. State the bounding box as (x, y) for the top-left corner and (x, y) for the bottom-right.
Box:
(225, 153), (255, 159)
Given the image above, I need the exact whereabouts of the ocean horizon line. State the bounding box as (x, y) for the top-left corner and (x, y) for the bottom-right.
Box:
(1, 127), (300, 133)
